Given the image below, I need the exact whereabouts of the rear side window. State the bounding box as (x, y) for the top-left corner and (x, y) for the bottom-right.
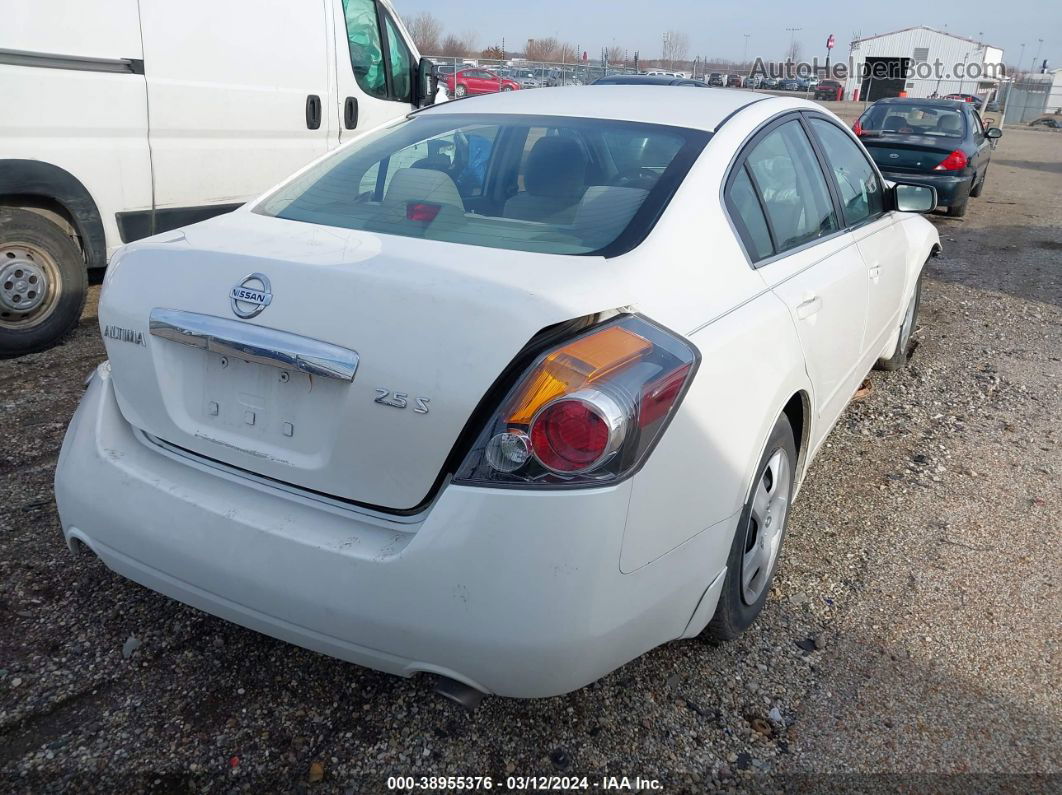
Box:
(744, 121), (839, 254)
(256, 113), (709, 256)
(726, 167), (774, 261)
(809, 119), (884, 226)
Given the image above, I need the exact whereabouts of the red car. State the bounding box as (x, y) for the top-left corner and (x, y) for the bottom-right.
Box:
(445, 69), (520, 98)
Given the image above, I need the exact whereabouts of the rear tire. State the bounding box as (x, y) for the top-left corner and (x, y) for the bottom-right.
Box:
(0, 208), (88, 358)
(455, 84), (467, 98)
(706, 413), (797, 641)
(946, 197), (968, 217)
(876, 272), (923, 371)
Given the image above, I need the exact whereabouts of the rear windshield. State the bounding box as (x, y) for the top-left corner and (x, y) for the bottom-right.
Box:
(858, 104), (966, 137)
(256, 113), (708, 256)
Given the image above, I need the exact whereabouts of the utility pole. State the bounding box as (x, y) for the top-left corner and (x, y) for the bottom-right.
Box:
(743, 34), (750, 65)
(1017, 43), (1026, 79)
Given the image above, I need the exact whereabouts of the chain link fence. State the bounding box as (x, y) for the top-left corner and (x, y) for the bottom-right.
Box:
(999, 78), (1055, 125)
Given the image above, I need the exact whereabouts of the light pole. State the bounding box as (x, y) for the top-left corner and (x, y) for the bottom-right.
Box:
(1017, 43), (1026, 79)
(785, 27), (802, 74)
(743, 33), (750, 66)
(1030, 38), (1044, 73)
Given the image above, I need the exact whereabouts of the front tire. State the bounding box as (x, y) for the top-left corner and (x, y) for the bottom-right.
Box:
(876, 272), (923, 371)
(707, 413), (797, 641)
(0, 208), (88, 358)
(969, 169), (987, 198)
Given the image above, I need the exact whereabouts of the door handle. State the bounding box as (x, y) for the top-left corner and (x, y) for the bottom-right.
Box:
(305, 94), (321, 130)
(796, 295), (823, 319)
(344, 96), (359, 130)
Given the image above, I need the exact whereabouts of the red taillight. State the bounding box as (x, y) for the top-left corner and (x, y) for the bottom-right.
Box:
(853, 120), (864, 136)
(933, 150), (968, 171)
(454, 315), (698, 486)
(530, 396), (616, 473)
(639, 364), (691, 428)
(406, 202), (441, 222)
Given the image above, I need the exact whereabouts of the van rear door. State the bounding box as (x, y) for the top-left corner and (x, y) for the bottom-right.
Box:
(137, 0), (332, 228)
(331, 0), (419, 143)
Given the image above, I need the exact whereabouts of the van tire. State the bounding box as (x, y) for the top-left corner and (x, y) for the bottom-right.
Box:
(0, 208), (88, 358)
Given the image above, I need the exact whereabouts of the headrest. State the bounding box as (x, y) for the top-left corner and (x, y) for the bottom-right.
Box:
(524, 137), (588, 198)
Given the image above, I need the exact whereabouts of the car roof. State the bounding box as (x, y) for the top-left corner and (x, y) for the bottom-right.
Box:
(594, 75), (708, 86)
(420, 85), (765, 131)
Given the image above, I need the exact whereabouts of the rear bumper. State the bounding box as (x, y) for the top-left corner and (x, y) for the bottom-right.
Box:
(55, 364), (734, 698)
(880, 170), (972, 206)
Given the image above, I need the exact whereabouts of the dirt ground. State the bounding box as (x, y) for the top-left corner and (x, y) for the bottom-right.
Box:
(1, 116), (1060, 792)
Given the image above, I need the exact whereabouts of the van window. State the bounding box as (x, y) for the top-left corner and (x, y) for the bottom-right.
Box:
(384, 13), (413, 104)
(745, 121), (838, 253)
(341, 0), (413, 103)
(342, 0), (387, 98)
(256, 113), (709, 256)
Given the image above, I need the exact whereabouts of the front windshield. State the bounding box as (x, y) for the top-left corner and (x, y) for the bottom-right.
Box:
(858, 104), (966, 137)
(256, 113), (708, 256)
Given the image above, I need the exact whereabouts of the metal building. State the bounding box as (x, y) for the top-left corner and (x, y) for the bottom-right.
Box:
(843, 26), (1004, 102)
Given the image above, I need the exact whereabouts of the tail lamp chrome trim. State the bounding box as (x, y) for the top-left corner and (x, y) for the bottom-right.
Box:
(148, 308), (359, 382)
(528, 388), (629, 475)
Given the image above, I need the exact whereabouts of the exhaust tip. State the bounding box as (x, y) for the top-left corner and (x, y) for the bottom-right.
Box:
(433, 675), (486, 709)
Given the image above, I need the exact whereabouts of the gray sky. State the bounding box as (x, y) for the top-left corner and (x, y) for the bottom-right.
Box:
(395, 0), (1058, 72)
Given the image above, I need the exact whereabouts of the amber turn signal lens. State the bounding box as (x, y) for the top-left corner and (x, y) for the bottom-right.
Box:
(505, 326), (652, 425)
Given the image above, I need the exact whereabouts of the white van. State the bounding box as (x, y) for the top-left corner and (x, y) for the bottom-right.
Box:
(0, 0), (436, 357)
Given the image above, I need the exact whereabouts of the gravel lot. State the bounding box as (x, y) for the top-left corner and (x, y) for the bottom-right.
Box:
(1, 112), (1060, 792)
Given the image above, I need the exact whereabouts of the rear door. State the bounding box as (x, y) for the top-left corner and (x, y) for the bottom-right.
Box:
(333, 0), (417, 144)
(807, 115), (907, 361)
(139, 0), (332, 217)
(725, 116), (869, 435)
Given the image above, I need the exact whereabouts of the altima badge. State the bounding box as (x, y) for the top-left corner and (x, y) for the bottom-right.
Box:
(229, 273), (272, 319)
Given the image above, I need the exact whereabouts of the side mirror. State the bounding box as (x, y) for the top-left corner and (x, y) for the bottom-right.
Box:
(986, 127), (1003, 139)
(893, 182), (937, 213)
(415, 57), (438, 107)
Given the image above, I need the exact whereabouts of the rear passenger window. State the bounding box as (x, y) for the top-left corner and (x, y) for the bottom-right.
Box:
(809, 119), (884, 226)
(727, 167), (774, 261)
(745, 121), (838, 253)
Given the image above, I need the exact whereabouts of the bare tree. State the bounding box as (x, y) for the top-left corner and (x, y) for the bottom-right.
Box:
(557, 42), (579, 64)
(482, 44), (505, 60)
(525, 37), (559, 62)
(785, 40), (803, 64)
(407, 12), (442, 54)
(606, 45), (625, 66)
(661, 31), (689, 67)
(439, 33), (475, 58)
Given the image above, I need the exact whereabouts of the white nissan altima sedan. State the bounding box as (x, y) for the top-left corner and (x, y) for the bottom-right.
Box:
(56, 87), (940, 700)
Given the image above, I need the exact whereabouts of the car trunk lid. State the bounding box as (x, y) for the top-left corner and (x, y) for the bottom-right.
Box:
(860, 135), (959, 173)
(99, 210), (632, 511)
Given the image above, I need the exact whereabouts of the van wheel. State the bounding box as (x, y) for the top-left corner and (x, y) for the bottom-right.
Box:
(876, 272), (922, 371)
(0, 208), (88, 358)
(706, 413), (796, 641)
